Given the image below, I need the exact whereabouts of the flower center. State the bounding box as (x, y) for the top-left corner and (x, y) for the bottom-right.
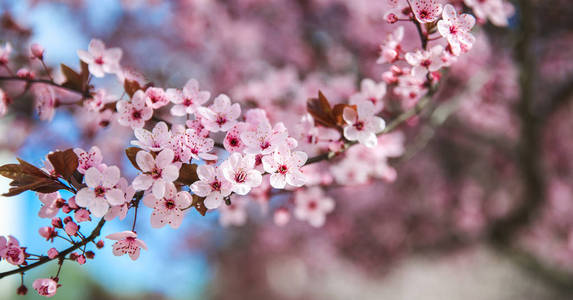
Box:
(234, 171), (247, 183)
(165, 199), (176, 210)
(132, 110), (142, 120)
(260, 141), (271, 150)
(216, 115), (227, 126)
(419, 10), (429, 20)
(421, 59), (432, 67)
(183, 98), (193, 106)
(229, 137), (239, 146)
(95, 56), (104, 65)
(307, 200), (317, 210)
(354, 121), (365, 131)
(449, 25), (458, 35)
(151, 168), (162, 179)
(278, 165), (288, 174)
(94, 186), (106, 197)
(210, 181), (221, 191)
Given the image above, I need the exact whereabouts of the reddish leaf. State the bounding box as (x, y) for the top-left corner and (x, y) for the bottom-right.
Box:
(16, 158), (51, 179)
(0, 158), (69, 197)
(125, 147), (143, 171)
(47, 149), (79, 181)
(176, 163), (199, 185)
(332, 103), (355, 127)
(60, 64), (83, 92)
(307, 91), (339, 128)
(124, 80), (141, 98)
(0, 164), (21, 180)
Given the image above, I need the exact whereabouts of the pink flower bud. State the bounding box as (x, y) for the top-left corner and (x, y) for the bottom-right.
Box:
(74, 209), (91, 223)
(385, 13), (399, 24)
(68, 196), (79, 209)
(64, 221), (79, 236)
(76, 255), (86, 265)
(61, 204), (72, 214)
(85, 251), (95, 259)
(63, 216), (73, 224)
(51, 218), (63, 228)
(30, 43), (44, 60)
(47, 248), (59, 259)
(39, 226), (56, 241)
(96, 240), (104, 249)
(16, 68), (35, 80)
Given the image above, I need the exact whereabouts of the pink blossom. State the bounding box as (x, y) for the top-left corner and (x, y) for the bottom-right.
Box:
(143, 182), (192, 229)
(116, 90), (153, 129)
(220, 153), (263, 195)
(224, 123), (247, 153)
(104, 178), (134, 221)
(197, 94), (241, 132)
(32, 278), (58, 297)
(377, 26), (404, 64)
(76, 254), (86, 265)
(167, 78), (210, 116)
(410, 0), (443, 23)
(37, 192), (63, 218)
(262, 146), (307, 189)
(190, 164), (232, 209)
(39, 226), (56, 241)
(241, 121), (289, 155)
(64, 221), (79, 236)
(131, 121), (171, 151)
(30, 43), (44, 60)
(76, 166), (125, 217)
(405, 45), (445, 74)
(77, 39), (122, 77)
(219, 196), (247, 227)
(438, 4), (476, 56)
(273, 208), (290, 226)
(0, 236), (25, 265)
(33, 84), (56, 121)
(349, 79), (387, 114)
(145, 87), (170, 109)
(47, 248), (59, 259)
(74, 146), (103, 174)
(184, 128), (216, 160)
(294, 114), (340, 155)
(74, 209), (91, 222)
(342, 101), (386, 148)
(464, 0), (514, 27)
(84, 89), (114, 112)
(0, 88), (9, 117)
(294, 187), (335, 227)
(106, 231), (147, 260)
(16, 68), (35, 79)
(0, 42), (12, 65)
(132, 149), (180, 198)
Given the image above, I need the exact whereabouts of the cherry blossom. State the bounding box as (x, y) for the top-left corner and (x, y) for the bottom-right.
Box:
(0, 236), (25, 265)
(32, 278), (58, 297)
(143, 182), (192, 229)
(377, 26), (404, 64)
(132, 149), (180, 198)
(0, 88), (9, 117)
(438, 4), (476, 56)
(145, 87), (170, 109)
(464, 0), (514, 27)
(0, 42), (12, 65)
(74, 146), (103, 174)
(183, 128), (216, 161)
(131, 121), (171, 152)
(294, 114), (340, 155)
(30, 43), (44, 60)
(76, 166), (125, 217)
(190, 164), (232, 209)
(349, 79), (387, 113)
(38, 192), (63, 218)
(262, 146), (307, 189)
(220, 153), (263, 195)
(77, 39), (122, 77)
(224, 123), (247, 153)
(294, 187), (335, 227)
(84, 89), (114, 112)
(342, 101), (386, 148)
(106, 231), (147, 260)
(241, 121), (289, 155)
(116, 90), (153, 129)
(105, 178), (134, 221)
(410, 0), (443, 23)
(167, 78), (210, 116)
(33, 84), (56, 121)
(219, 196), (248, 227)
(405, 45), (445, 74)
(197, 94), (241, 132)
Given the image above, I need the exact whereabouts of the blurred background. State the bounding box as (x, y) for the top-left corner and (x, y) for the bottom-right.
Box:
(1, 0), (573, 299)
